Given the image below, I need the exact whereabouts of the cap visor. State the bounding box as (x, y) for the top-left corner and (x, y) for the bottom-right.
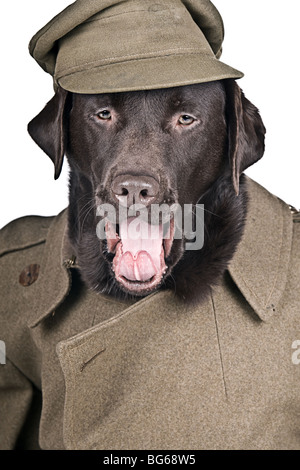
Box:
(57, 53), (243, 94)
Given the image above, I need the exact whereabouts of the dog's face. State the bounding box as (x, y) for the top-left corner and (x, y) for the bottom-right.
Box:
(67, 83), (227, 294)
(68, 82), (227, 206)
(28, 80), (265, 300)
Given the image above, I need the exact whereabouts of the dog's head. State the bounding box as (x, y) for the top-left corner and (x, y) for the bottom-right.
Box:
(28, 80), (265, 300)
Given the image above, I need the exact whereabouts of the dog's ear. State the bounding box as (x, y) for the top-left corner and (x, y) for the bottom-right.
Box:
(27, 87), (70, 180)
(224, 80), (266, 195)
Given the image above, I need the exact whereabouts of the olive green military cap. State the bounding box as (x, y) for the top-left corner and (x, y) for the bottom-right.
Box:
(29, 0), (243, 94)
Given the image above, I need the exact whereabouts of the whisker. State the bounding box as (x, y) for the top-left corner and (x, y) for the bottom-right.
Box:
(192, 204), (224, 219)
(78, 200), (96, 236)
(77, 197), (95, 220)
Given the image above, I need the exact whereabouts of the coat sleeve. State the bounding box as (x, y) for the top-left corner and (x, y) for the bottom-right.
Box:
(0, 358), (40, 450)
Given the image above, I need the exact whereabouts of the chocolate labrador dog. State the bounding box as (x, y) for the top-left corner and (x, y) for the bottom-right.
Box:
(28, 79), (265, 303)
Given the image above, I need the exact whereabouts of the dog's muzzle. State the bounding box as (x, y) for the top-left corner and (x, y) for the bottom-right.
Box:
(98, 173), (177, 295)
(106, 216), (174, 294)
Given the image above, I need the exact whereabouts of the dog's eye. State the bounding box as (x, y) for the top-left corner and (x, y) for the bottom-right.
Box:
(178, 114), (195, 126)
(97, 110), (112, 120)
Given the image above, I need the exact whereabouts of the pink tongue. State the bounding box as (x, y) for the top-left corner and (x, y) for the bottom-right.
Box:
(119, 219), (163, 282)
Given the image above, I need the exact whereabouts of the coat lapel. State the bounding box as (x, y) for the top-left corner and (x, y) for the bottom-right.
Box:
(228, 177), (293, 321)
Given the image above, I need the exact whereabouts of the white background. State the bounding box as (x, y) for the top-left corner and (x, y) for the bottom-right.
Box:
(0, 0), (299, 229)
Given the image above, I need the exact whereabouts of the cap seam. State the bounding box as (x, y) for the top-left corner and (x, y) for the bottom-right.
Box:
(84, 6), (179, 23)
(55, 49), (213, 77)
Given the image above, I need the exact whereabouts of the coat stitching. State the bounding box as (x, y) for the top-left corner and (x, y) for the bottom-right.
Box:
(210, 291), (228, 400)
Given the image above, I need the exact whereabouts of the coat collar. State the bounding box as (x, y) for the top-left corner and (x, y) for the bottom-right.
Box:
(228, 176), (293, 321)
(28, 177), (293, 327)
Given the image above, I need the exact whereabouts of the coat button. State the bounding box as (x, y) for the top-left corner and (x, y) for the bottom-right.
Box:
(19, 264), (40, 287)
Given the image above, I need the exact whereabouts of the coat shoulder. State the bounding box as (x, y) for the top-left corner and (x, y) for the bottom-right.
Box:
(0, 213), (62, 380)
(246, 176), (300, 233)
(0, 214), (56, 258)
(249, 176), (300, 289)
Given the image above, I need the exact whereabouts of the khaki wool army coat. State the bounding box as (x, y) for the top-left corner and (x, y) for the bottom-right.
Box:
(0, 177), (299, 450)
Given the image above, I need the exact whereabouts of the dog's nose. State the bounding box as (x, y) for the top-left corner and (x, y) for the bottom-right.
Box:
(111, 174), (159, 207)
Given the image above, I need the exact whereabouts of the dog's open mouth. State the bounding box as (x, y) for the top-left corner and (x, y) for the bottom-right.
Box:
(105, 217), (174, 294)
